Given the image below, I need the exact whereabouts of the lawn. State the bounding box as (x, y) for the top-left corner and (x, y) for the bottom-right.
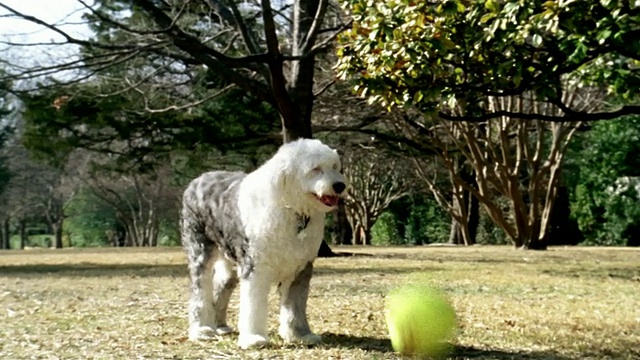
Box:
(0, 246), (639, 359)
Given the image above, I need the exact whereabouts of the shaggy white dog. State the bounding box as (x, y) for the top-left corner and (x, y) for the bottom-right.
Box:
(180, 138), (347, 349)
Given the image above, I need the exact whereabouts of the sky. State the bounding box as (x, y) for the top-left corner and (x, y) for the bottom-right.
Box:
(0, 0), (89, 43)
(0, 0), (90, 77)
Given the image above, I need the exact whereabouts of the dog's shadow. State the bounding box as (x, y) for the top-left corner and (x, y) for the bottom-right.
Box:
(319, 333), (575, 359)
(319, 332), (392, 352)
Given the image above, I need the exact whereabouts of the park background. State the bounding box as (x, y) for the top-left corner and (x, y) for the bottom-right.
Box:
(0, 1), (639, 359)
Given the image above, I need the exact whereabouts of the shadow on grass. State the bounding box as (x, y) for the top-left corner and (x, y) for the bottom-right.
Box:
(0, 263), (187, 278)
(0, 262), (431, 279)
(450, 345), (574, 359)
(541, 267), (640, 282)
(320, 334), (577, 359)
(320, 332), (393, 353)
(314, 265), (435, 277)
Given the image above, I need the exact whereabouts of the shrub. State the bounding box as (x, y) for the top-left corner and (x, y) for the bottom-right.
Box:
(371, 212), (403, 245)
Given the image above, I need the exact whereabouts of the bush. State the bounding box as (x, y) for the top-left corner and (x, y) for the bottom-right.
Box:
(158, 219), (181, 246)
(476, 210), (509, 245)
(64, 189), (117, 247)
(571, 116), (640, 246)
(371, 212), (403, 245)
(404, 204), (449, 245)
(372, 195), (450, 246)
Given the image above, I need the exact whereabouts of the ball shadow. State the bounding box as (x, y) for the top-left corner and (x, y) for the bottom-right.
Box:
(320, 333), (576, 359)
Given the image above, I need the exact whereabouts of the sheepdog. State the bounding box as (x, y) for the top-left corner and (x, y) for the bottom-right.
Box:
(180, 138), (347, 349)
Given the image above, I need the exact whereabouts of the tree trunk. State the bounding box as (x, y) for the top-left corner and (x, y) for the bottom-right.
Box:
(330, 201), (352, 245)
(1, 217), (10, 249)
(448, 186), (478, 245)
(362, 226), (372, 245)
(448, 216), (463, 245)
(19, 219), (28, 250)
(52, 221), (64, 249)
(467, 189), (479, 243)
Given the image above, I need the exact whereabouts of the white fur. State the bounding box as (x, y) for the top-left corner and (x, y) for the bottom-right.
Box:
(219, 139), (345, 349)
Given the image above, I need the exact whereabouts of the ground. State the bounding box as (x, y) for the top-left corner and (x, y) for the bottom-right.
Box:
(0, 246), (639, 359)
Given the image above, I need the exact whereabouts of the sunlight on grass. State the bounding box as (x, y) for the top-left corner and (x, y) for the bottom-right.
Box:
(1, 246), (639, 359)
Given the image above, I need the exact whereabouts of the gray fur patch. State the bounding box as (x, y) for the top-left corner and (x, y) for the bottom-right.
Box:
(181, 171), (254, 277)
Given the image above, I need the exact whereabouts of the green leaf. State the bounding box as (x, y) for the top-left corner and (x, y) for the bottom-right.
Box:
(531, 34), (543, 48)
(480, 12), (496, 23)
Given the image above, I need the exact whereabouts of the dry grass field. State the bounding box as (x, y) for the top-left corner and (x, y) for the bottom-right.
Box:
(0, 245), (639, 359)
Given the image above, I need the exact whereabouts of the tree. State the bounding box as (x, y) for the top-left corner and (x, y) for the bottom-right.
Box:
(336, 0), (640, 122)
(86, 165), (178, 247)
(1, 0), (350, 140)
(395, 88), (595, 249)
(0, 76), (13, 249)
(2, 0), (352, 255)
(572, 116), (640, 246)
(0, 141), (76, 249)
(335, 0), (639, 249)
(413, 153), (479, 246)
(342, 145), (413, 245)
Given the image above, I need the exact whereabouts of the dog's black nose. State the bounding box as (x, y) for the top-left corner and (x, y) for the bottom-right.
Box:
(332, 182), (346, 194)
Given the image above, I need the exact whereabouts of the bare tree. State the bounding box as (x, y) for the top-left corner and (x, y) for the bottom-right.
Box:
(413, 155), (479, 246)
(0, 142), (76, 248)
(86, 166), (177, 247)
(342, 145), (412, 245)
(0, 0), (349, 139)
(405, 86), (601, 249)
(1, 0), (352, 255)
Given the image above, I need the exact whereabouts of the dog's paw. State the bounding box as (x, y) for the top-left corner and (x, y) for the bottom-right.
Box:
(188, 326), (217, 341)
(215, 325), (234, 335)
(238, 334), (270, 349)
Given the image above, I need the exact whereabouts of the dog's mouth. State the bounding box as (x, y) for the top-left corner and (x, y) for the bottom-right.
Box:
(314, 194), (340, 207)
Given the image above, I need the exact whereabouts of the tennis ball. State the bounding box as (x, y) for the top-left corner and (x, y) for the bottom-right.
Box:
(385, 285), (456, 358)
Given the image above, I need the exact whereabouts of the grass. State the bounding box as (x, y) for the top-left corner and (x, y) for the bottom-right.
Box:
(0, 246), (639, 359)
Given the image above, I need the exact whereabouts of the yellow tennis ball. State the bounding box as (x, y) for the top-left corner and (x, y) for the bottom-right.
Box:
(385, 285), (457, 358)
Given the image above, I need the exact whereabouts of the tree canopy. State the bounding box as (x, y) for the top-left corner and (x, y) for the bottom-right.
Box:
(336, 0), (640, 121)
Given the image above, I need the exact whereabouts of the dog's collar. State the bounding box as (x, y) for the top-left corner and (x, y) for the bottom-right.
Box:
(296, 213), (311, 233)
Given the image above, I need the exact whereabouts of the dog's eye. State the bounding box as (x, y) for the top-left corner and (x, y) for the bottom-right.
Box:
(311, 167), (323, 174)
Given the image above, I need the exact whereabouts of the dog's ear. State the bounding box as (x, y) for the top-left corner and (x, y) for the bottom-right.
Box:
(268, 153), (293, 191)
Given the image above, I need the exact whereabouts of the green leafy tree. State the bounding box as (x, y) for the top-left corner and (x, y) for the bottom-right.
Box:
(337, 0), (640, 120)
(336, 0), (640, 249)
(19, 81), (280, 171)
(572, 117), (640, 246)
(64, 188), (119, 247)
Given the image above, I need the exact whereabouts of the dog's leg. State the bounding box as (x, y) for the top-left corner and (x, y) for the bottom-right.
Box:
(278, 262), (322, 345)
(212, 255), (237, 335)
(186, 241), (217, 341)
(237, 271), (271, 349)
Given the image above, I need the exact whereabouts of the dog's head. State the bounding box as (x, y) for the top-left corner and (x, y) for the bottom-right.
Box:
(269, 138), (348, 213)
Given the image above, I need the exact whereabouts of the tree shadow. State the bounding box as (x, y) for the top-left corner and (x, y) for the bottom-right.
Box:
(313, 265), (435, 277)
(320, 332), (393, 353)
(320, 333), (581, 359)
(541, 267), (640, 282)
(0, 263), (186, 278)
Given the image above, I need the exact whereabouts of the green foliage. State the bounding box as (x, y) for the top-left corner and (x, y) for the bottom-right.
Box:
(337, 0), (640, 116)
(403, 203), (450, 245)
(19, 82), (279, 171)
(476, 211), (509, 245)
(64, 189), (118, 247)
(157, 219), (180, 247)
(571, 117), (640, 245)
(373, 196), (450, 245)
(371, 211), (402, 245)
